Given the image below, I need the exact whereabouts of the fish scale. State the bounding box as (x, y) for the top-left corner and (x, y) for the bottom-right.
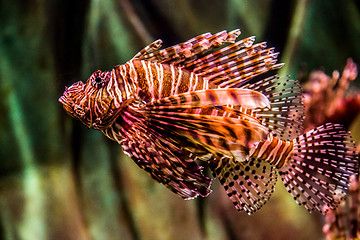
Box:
(59, 29), (359, 214)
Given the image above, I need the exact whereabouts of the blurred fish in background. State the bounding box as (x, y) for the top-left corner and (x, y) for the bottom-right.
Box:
(323, 172), (360, 240)
(303, 58), (360, 130)
(1, 0), (360, 240)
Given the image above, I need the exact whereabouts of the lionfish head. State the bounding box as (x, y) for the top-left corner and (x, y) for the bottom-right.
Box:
(59, 70), (120, 130)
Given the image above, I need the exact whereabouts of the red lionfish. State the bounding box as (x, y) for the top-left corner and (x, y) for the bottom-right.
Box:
(59, 29), (359, 214)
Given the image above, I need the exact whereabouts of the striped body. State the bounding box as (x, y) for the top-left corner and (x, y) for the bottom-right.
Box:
(113, 59), (208, 103)
(250, 134), (293, 169)
(59, 29), (359, 214)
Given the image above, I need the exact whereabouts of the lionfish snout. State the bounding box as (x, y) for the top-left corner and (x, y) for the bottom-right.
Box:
(59, 81), (90, 124)
(59, 75), (121, 130)
(59, 81), (84, 102)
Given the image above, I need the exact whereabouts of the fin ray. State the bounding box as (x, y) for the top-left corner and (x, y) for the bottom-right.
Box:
(147, 88), (271, 109)
(137, 30), (241, 66)
(246, 75), (305, 140)
(119, 105), (212, 199)
(144, 109), (269, 149)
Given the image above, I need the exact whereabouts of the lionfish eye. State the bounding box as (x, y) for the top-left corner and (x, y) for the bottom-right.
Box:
(92, 76), (104, 87)
(95, 77), (102, 84)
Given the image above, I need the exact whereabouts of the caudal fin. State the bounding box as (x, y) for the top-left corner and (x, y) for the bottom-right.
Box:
(278, 123), (359, 213)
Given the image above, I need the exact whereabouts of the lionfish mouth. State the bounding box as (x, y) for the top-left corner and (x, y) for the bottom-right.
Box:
(58, 93), (76, 118)
(58, 95), (67, 105)
(58, 81), (84, 117)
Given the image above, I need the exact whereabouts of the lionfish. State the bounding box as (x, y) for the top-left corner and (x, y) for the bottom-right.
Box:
(59, 29), (359, 214)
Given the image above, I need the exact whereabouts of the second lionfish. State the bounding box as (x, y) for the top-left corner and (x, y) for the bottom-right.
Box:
(59, 29), (359, 214)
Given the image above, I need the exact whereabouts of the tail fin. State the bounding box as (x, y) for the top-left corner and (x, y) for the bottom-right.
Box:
(278, 123), (359, 213)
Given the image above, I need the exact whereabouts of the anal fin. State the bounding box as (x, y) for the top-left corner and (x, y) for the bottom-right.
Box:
(210, 156), (277, 214)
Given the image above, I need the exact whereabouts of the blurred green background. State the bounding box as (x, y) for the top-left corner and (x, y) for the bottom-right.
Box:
(0, 0), (359, 239)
